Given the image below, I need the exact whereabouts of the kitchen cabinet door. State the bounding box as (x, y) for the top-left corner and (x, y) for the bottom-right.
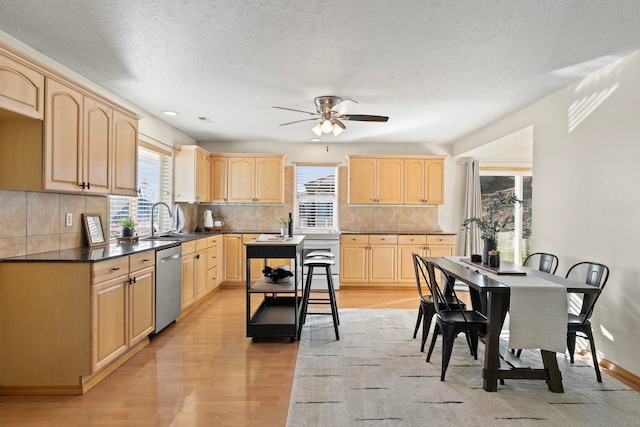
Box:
(83, 96), (112, 194)
(44, 78), (84, 192)
(348, 157), (376, 204)
(404, 158), (444, 205)
(424, 159), (444, 205)
(174, 145), (210, 203)
(91, 275), (128, 372)
(210, 156), (228, 202)
(348, 157), (403, 204)
(193, 248), (208, 301)
(228, 157), (255, 203)
(128, 265), (155, 346)
(397, 235), (427, 283)
(112, 110), (138, 196)
(254, 156), (284, 203)
(181, 253), (195, 310)
(368, 235), (398, 282)
(0, 52), (44, 119)
(376, 158), (403, 204)
(224, 234), (243, 282)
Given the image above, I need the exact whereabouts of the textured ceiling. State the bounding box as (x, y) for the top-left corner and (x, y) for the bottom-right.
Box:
(1, 1), (640, 145)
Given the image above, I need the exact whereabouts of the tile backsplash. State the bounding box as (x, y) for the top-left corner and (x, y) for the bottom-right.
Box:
(0, 190), (108, 258)
(194, 166), (441, 233)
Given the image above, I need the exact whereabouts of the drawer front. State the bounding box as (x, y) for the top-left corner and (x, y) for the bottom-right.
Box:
(369, 235), (398, 245)
(207, 246), (218, 267)
(398, 235), (427, 245)
(92, 257), (129, 284)
(195, 237), (209, 251)
(207, 235), (219, 247)
(427, 235), (455, 245)
(182, 240), (196, 255)
(129, 251), (155, 271)
(340, 234), (369, 244)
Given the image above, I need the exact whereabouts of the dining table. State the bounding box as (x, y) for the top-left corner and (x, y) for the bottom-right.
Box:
(429, 256), (601, 392)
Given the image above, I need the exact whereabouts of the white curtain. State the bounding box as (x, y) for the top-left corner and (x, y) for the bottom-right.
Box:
(463, 160), (482, 256)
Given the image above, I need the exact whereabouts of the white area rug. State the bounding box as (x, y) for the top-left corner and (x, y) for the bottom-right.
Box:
(287, 309), (640, 427)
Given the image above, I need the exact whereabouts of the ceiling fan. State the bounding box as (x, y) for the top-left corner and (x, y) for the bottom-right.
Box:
(273, 96), (389, 136)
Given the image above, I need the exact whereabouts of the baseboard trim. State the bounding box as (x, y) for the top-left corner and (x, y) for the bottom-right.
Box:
(600, 358), (640, 390)
(340, 284), (414, 290)
(0, 385), (83, 395)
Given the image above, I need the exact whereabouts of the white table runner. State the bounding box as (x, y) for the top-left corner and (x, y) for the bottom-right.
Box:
(444, 257), (567, 353)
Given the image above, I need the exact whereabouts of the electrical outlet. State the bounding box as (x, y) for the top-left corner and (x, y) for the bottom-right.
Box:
(65, 212), (72, 227)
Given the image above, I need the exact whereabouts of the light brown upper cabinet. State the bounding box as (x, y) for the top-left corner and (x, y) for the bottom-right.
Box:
(0, 51), (44, 120)
(404, 157), (445, 205)
(347, 156), (403, 204)
(112, 110), (138, 196)
(0, 45), (138, 196)
(45, 79), (137, 195)
(210, 155), (228, 202)
(228, 154), (285, 204)
(174, 145), (211, 203)
(44, 78), (96, 193)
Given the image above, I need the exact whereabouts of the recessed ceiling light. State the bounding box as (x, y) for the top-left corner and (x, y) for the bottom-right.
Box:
(163, 111), (179, 116)
(311, 138), (322, 142)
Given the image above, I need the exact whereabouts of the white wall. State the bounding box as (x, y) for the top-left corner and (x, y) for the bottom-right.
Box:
(452, 51), (640, 377)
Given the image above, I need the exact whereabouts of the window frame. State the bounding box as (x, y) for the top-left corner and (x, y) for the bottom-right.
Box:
(294, 163), (339, 234)
(109, 141), (173, 240)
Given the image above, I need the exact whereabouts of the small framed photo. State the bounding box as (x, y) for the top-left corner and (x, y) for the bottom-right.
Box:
(83, 213), (106, 247)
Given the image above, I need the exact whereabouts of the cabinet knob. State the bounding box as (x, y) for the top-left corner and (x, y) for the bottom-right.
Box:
(112, 267), (120, 271)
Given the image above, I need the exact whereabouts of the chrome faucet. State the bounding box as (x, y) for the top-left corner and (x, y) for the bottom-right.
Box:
(151, 202), (173, 237)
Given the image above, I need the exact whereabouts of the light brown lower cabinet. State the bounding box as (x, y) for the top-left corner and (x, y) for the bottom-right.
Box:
(91, 251), (156, 373)
(181, 238), (208, 310)
(341, 234), (454, 286)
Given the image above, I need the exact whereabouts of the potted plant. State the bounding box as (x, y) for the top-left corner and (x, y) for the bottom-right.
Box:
(279, 216), (289, 237)
(119, 217), (136, 237)
(462, 192), (523, 264)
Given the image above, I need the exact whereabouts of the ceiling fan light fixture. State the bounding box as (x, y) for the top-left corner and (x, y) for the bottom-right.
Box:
(331, 119), (345, 136)
(312, 123), (323, 136)
(320, 119), (333, 133)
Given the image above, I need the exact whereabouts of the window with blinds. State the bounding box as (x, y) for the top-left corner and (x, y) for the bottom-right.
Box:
(294, 164), (338, 233)
(109, 144), (173, 239)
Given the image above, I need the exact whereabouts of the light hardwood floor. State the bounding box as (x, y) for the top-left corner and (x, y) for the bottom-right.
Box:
(0, 287), (416, 426)
(0, 286), (634, 426)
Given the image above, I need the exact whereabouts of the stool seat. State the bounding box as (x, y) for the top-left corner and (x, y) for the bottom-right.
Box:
(304, 258), (335, 266)
(299, 255), (339, 340)
(306, 250), (335, 258)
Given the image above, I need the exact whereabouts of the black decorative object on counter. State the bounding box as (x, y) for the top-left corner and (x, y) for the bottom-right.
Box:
(288, 212), (293, 237)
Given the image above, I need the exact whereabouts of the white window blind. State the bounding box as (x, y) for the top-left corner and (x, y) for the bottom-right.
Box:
(109, 144), (172, 239)
(294, 164), (338, 233)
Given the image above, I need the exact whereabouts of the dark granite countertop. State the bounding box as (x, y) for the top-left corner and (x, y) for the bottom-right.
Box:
(0, 240), (181, 263)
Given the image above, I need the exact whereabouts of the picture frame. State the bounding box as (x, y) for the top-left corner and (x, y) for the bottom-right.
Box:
(83, 213), (106, 247)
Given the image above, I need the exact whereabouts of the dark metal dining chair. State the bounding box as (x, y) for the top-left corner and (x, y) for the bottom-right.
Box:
(565, 261), (610, 382)
(411, 252), (466, 352)
(523, 252), (559, 274)
(422, 258), (487, 381)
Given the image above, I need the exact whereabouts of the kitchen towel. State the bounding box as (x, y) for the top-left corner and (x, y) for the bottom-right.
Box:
(170, 204), (185, 232)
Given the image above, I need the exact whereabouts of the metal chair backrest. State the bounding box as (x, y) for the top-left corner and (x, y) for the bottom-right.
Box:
(423, 258), (470, 322)
(565, 261), (609, 322)
(523, 252), (559, 274)
(412, 251), (431, 300)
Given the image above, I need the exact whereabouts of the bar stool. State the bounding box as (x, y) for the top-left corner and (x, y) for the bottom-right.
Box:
(300, 252), (340, 340)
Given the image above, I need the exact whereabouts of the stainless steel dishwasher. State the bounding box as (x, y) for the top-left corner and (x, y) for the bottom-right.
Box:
(155, 245), (182, 333)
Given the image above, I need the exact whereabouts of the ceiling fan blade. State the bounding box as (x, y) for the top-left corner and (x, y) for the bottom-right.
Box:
(272, 106), (318, 116)
(341, 114), (389, 122)
(331, 98), (357, 115)
(279, 118), (319, 126)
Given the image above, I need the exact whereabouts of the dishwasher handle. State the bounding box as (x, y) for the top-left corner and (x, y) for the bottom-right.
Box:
(160, 253), (180, 263)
